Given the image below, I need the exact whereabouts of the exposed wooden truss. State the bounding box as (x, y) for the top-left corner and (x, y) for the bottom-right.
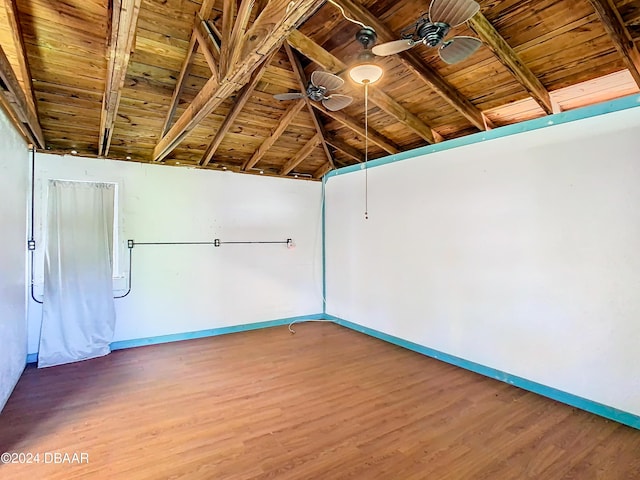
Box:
(0, 44), (44, 147)
(162, 0), (217, 138)
(99, 0), (141, 156)
(287, 29), (440, 145)
(333, 0), (492, 131)
(242, 98), (306, 171)
(468, 12), (554, 115)
(280, 132), (322, 175)
(152, 0), (325, 162)
(3, 0), (36, 117)
(283, 42), (335, 173)
(587, 0), (640, 87)
(312, 101), (400, 154)
(200, 50), (277, 167)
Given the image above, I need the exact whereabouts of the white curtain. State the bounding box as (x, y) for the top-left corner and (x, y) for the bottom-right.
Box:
(38, 180), (117, 368)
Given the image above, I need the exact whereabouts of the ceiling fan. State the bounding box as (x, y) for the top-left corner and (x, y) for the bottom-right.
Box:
(273, 71), (353, 111)
(372, 0), (482, 64)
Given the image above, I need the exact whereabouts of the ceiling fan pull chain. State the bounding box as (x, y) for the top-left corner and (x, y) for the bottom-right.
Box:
(364, 82), (369, 221)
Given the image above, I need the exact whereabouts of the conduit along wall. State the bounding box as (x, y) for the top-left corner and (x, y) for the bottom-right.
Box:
(27, 153), (324, 356)
(325, 97), (640, 421)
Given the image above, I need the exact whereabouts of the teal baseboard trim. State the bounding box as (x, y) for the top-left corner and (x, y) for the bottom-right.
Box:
(326, 314), (640, 430)
(26, 314), (325, 364)
(326, 93), (640, 179)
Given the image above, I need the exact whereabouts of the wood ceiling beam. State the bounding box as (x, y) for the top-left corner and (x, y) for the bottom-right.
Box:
(311, 101), (400, 154)
(279, 132), (321, 175)
(152, 0), (324, 163)
(242, 98), (306, 171)
(195, 13), (221, 75)
(284, 42), (335, 173)
(161, 0), (216, 137)
(200, 49), (277, 167)
(587, 0), (640, 87)
(0, 45), (45, 147)
(313, 161), (334, 178)
(227, 0), (255, 73)
(287, 29), (439, 144)
(99, 0), (141, 156)
(4, 0), (37, 117)
(332, 0), (491, 131)
(468, 12), (553, 115)
(220, 0), (237, 77)
(325, 134), (364, 163)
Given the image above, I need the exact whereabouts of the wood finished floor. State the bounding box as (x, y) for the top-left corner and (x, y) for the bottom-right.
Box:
(0, 322), (638, 479)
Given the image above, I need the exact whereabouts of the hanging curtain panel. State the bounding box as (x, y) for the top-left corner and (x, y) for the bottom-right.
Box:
(38, 180), (117, 368)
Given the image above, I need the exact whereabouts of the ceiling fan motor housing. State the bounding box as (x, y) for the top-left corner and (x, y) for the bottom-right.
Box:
(307, 84), (328, 101)
(355, 27), (378, 49)
(417, 22), (450, 46)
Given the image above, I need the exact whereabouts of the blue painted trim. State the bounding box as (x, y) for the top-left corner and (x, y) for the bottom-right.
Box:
(26, 314), (325, 363)
(326, 314), (640, 430)
(326, 93), (640, 179)
(321, 176), (327, 315)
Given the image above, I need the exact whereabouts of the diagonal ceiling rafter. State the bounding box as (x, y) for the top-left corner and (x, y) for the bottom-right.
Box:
(0, 44), (44, 147)
(284, 42), (335, 175)
(242, 98), (306, 171)
(4, 0), (37, 118)
(287, 29), (440, 144)
(587, 0), (640, 87)
(199, 49), (278, 167)
(333, 0), (492, 131)
(152, 0), (325, 163)
(161, 0), (217, 138)
(468, 12), (554, 115)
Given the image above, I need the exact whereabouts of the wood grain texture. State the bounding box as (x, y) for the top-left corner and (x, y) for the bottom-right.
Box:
(0, 323), (638, 479)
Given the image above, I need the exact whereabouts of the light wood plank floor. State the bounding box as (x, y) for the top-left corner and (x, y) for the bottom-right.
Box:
(0, 322), (638, 479)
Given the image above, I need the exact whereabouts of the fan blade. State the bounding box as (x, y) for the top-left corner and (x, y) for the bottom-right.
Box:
(372, 39), (416, 56)
(274, 92), (305, 101)
(438, 36), (481, 64)
(429, 0), (480, 27)
(322, 94), (353, 111)
(311, 71), (344, 91)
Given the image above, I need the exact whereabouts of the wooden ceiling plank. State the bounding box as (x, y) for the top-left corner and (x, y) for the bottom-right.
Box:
(313, 161), (334, 179)
(200, 49), (277, 167)
(99, 0), (142, 156)
(279, 132), (321, 175)
(0, 45), (45, 147)
(242, 98), (306, 171)
(153, 0), (324, 162)
(468, 12), (553, 115)
(311, 101), (400, 154)
(333, 0), (491, 131)
(161, 0), (216, 137)
(284, 42), (335, 172)
(325, 134), (364, 163)
(287, 29), (437, 144)
(4, 0), (38, 117)
(587, 0), (640, 86)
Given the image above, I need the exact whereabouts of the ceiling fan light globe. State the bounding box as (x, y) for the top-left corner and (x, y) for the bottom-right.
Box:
(349, 63), (383, 85)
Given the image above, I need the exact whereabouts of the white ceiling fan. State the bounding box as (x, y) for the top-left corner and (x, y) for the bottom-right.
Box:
(273, 71), (353, 111)
(372, 0), (482, 64)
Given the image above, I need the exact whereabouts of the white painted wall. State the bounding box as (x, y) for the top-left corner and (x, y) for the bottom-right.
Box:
(28, 154), (323, 353)
(325, 105), (640, 416)
(0, 108), (28, 412)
